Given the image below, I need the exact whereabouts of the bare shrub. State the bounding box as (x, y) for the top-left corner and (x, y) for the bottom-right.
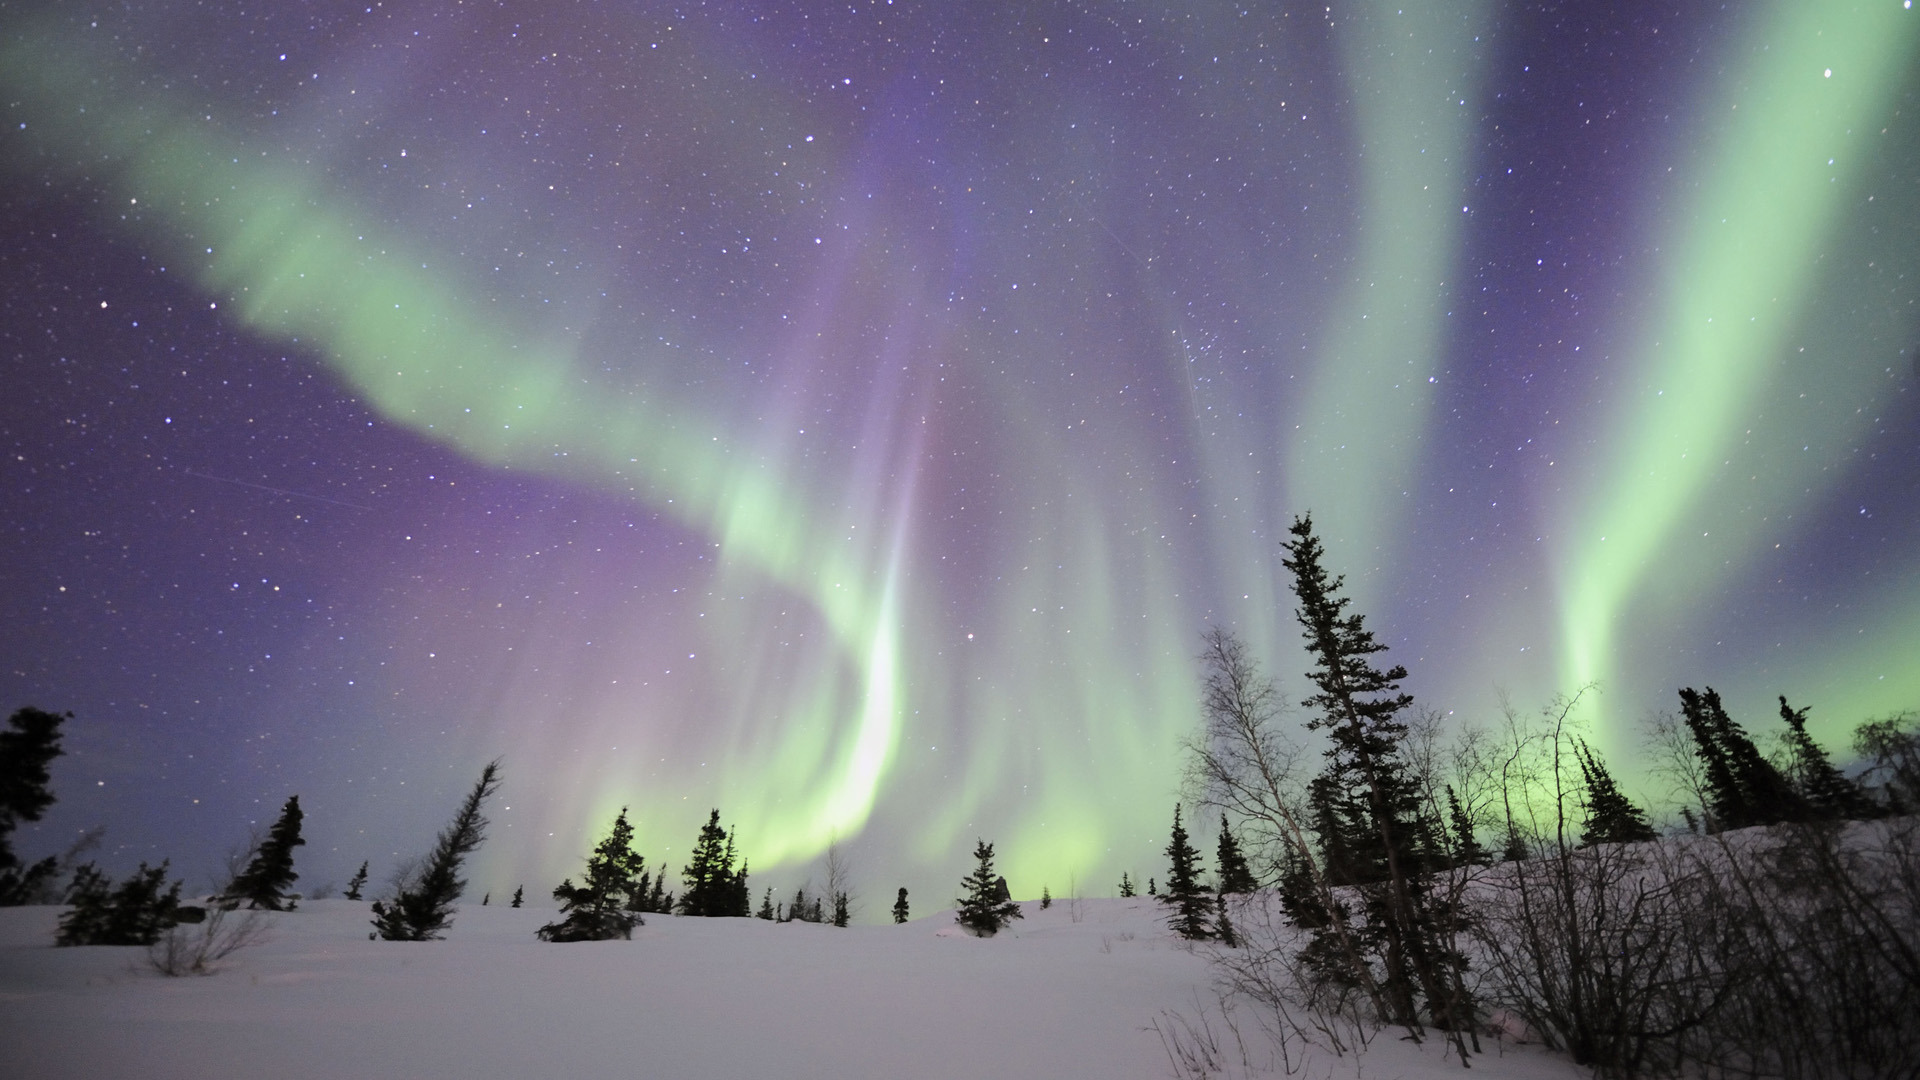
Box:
(147, 904), (269, 976)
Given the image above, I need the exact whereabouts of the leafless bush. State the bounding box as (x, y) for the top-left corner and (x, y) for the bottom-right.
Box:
(147, 904), (270, 976)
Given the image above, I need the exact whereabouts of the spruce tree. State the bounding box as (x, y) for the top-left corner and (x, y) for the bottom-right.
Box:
(1147, 877), (1157, 896)
(345, 861), (369, 901)
(1161, 803), (1214, 940)
(757, 888), (775, 920)
(1118, 871), (1136, 898)
(1282, 514), (1466, 1031)
(511, 885), (523, 908)
(1040, 885), (1052, 910)
(56, 861), (182, 946)
(371, 760), (502, 941)
(892, 886), (909, 923)
(1575, 740), (1657, 846)
(538, 807), (647, 941)
(1778, 696), (1876, 821)
(831, 891), (850, 928)
(0, 706), (67, 903)
(955, 840), (1022, 936)
(226, 795), (305, 910)
(1215, 819), (1258, 894)
(677, 810), (747, 917)
(1445, 786), (1490, 866)
(1679, 687), (1804, 829)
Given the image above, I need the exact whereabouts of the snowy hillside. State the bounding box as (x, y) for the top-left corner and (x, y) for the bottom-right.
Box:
(0, 896), (1586, 1080)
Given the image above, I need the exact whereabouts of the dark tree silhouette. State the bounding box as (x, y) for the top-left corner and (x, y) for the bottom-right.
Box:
(1118, 871), (1136, 898)
(892, 886), (910, 924)
(955, 840), (1022, 936)
(1777, 697), (1876, 821)
(226, 795), (305, 909)
(1215, 818), (1258, 894)
(1161, 803), (1214, 940)
(0, 706), (67, 904)
(56, 861), (182, 946)
(677, 810), (749, 917)
(345, 861), (369, 901)
(538, 807), (647, 941)
(371, 760), (502, 941)
(1680, 687), (1803, 829)
(1575, 741), (1657, 847)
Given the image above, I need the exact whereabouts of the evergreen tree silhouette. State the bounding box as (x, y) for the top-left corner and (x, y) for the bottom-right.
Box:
(831, 890), (850, 927)
(1161, 803), (1214, 940)
(56, 861), (182, 946)
(345, 861), (369, 901)
(1040, 885), (1052, 909)
(510, 885), (523, 908)
(538, 807), (647, 941)
(1283, 513), (1465, 1030)
(1778, 696), (1876, 821)
(226, 795), (305, 910)
(1680, 687), (1804, 829)
(1215, 819), (1258, 894)
(677, 810), (748, 916)
(757, 888), (775, 920)
(1575, 740), (1657, 846)
(1445, 786), (1490, 866)
(0, 706), (67, 903)
(892, 886), (909, 924)
(955, 840), (1022, 936)
(1118, 871), (1136, 898)
(371, 760), (502, 941)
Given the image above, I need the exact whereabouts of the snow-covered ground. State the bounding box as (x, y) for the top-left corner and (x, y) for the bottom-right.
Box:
(0, 896), (1587, 1079)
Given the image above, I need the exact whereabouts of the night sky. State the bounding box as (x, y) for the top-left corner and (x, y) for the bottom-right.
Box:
(3, 1), (1916, 907)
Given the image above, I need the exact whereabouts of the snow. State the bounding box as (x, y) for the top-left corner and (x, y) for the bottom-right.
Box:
(0, 897), (1588, 1079)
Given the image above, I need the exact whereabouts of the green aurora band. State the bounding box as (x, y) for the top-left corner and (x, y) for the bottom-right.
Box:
(4, 3), (1917, 889)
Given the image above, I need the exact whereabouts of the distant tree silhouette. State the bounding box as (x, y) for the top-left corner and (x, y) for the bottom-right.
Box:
(225, 795), (305, 909)
(1575, 741), (1657, 847)
(510, 884), (523, 908)
(57, 861), (182, 946)
(345, 861), (370, 901)
(1161, 803), (1214, 940)
(892, 886), (910, 924)
(677, 810), (750, 917)
(371, 760), (502, 941)
(955, 840), (1022, 936)
(1215, 819), (1258, 893)
(538, 807), (647, 941)
(1680, 688), (1803, 829)
(1118, 871), (1136, 898)
(1777, 697), (1876, 821)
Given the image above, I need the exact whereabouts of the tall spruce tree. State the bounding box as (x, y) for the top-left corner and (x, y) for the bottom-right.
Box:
(1575, 740), (1657, 846)
(371, 760), (502, 941)
(1679, 687), (1804, 829)
(1215, 819), (1258, 894)
(1161, 803), (1214, 940)
(226, 795), (305, 909)
(0, 706), (67, 904)
(677, 810), (749, 917)
(892, 886), (909, 924)
(538, 807), (647, 941)
(955, 839), (1022, 936)
(1777, 696), (1876, 821)
(1282, 514), (1466, 1032)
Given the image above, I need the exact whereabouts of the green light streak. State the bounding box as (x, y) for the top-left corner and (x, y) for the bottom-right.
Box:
(1287, 0), (1489, 601)
(1554, 1), (1919, 741)
(1, 31), (904, 866)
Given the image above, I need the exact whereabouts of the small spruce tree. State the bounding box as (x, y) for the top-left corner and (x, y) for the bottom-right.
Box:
(371, 760), (503, 941)
(757, 888), (775, 920)
(226, 795), (305, 910)
(537, 807), (648, 942)
(955, 840), (1022, 936)
(831, 891), (850, 928)
(892, 886), (910, 924)
(1040, 885), (1052, 910)
(1118, 871), (1136, 898)
(1576, 740), (1657, 846)
(1215, 819), (1258, 894)
(1778, 696), (1876, 821)
(1161, 803), (1214, 940)
(344, 861), (370, 901)
(1445, 786), (1490, 866)
(511, 885), (523, 908)
(56, 861), (182, 946)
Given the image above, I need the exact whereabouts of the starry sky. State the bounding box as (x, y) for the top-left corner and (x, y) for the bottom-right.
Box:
(3, 1), (1917, 908)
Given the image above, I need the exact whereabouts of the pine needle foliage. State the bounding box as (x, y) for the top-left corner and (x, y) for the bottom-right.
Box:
(56, 861), (182, 946)
(1215, 819), (1258, 894)
(1679, 687), (1804, 830)
(1161, 803), (1214, 940)
(0, 706), (67, 903)
(677, 809), (750, 917)
(538, 807), (648, 942)
(226, 795), (305, 910)
(1777, 697), (1877, 821)
(955, 839), (1022, 936)
(371, 760), (502, 941)
(1575, 740), (1657, 847)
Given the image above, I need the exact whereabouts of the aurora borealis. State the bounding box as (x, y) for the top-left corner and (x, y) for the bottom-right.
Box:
(2, 1), (1916, 907)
